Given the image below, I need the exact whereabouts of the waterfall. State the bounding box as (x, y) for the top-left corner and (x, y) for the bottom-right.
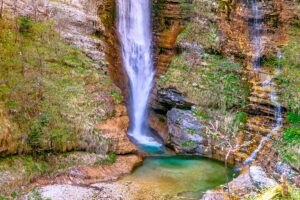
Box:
(243, 1), (283, 166)
(117, 0), (162, 147)
(251, 0), (263, 70)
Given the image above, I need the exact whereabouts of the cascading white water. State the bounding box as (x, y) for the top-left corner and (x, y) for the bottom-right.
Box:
(251, 0), (263, 70)
(117, 0), (161, 147)
(243, 63), (283, 166)
(243, 1), (283, 166)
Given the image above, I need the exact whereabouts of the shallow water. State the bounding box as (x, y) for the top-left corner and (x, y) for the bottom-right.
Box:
(121, 156), (235, 199)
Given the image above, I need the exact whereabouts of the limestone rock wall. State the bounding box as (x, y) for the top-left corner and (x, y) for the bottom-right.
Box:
(3, 0), (105, 68)
(0, 104), (24, 156)
(97, 0), (129, 97)
(153, 0), (192, 76)
(98, 0), (192, 97)
(219, 0), (289, 60)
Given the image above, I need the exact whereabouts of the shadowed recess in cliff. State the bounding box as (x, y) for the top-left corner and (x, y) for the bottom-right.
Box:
(117, 0), (163, 151)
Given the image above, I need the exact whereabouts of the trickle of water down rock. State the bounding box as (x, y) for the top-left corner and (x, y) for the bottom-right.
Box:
(251, 0), (263, 71)
(243, 0), (283, 166)
(117, 0), (162, 148)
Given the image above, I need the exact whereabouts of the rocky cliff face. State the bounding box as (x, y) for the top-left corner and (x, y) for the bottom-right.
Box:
(98, 0), (192, 97)
(152, 0), (192, 76)
(219, 0), (288, 59)
(0, 0), (136, 157)
(97, 0), (129, 97)
(3, 0), (105, 68)
(221, 0), (292, 167)
(0, 104), (23, 156)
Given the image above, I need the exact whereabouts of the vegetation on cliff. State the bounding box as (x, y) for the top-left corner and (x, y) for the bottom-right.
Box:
(0, 15), (124, 196)
(276, 10), (300, 171)
(158, 0), (249, 151)
(0, 17), (121, 155)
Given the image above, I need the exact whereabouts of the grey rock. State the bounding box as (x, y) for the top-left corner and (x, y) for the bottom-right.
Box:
(275, 161), (298, 180)
(167, 108), (209, 154)
(249, 166), (278, 190)
(202, 166), (278, 200)
(3, 0), (105, 68)
(157, 88), (194, 112)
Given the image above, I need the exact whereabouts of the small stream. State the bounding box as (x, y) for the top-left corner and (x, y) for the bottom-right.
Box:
(243, 0), (283, 166)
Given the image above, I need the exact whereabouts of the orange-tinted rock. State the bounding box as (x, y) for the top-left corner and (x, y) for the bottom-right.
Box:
(148, 111), (169, 143)
(98, 0), (192, 99)
(219, 0), (290, 59)
(153, 0), (192, 77)
(95, 105), (138, 154)
(98, 0), (129, 99)
(35, 154), (143, 186)
(0, 104), (25, 157)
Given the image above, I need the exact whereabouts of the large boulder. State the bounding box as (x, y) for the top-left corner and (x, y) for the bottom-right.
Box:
(167, 108), (210, 154)
(155, 88), (194, 113)
(274, 161), (299, 181)
(202, 166), (278, 200)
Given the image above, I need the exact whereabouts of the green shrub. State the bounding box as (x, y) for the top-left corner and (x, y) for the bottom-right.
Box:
(283, 128), (300, 142)
(234, 112), (247, 124)
(94, 153), (117, 166)
(287, 112), (300, 127)
(261, 55), (280, 68)
(18, 16), (33, 34)
(182, 140), (197, 147)
(27, 122), (44, 153)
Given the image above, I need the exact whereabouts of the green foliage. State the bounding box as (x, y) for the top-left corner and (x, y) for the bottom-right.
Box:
(110, 89), (123, 104)
(27, 122), (44, 153)
(287, 112), (300, 127)
(27, 188), (51, 200)
(234, 112), (247, 124)
(18, 16), (33, 34)
(261, 55), (280, 68)
(0, 152), (104, 196)
(283, 128), (300, 142)
(276, 111), (300, 170)
(277, 26), (300, 113)
(0, 17), (116, 154)
(181, 140), (197, 148)
(177, 0), (221, 52)
(186, 128), (197, 135)
(275, 23), (300, 170)
(94, 153), (117, 166)
(250, 185), (300, 200)
(193, 110), (213, 120)
(159, 53), (249, 111)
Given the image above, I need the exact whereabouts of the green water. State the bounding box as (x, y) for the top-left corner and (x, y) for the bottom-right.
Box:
(121, 156), (235, 199)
